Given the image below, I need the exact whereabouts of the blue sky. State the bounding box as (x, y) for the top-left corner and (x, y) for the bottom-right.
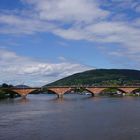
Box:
(0, 0), (140, 86)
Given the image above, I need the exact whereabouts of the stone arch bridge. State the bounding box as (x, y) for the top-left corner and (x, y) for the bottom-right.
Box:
(2, 86), (140, 98)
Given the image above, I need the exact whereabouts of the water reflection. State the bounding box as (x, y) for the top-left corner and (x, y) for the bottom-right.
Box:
(18, 98), (30, 104)
(46, 94), (93, 102)
(0, 94), (140, 140)
(48, 96), (65, 103)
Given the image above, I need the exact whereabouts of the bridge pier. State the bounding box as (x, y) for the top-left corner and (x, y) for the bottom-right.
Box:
(21, 94), (27, 99)
(91, 93), (95, 97)
(9, 93), (15, 98)
(48, 87), (72, 98)
(57, 94), (64, 98)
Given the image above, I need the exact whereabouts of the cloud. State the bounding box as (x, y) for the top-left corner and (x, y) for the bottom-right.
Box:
(0, 14), (56, 34)
(0, 0), (110, 35)
(0, 0), (139, 69)
(0, 49), (92, 86)
(0, 1), (139, 52)
(53, 21), (140, 55)
(23, 0), (109, 23)
(101, 0), (140, 11)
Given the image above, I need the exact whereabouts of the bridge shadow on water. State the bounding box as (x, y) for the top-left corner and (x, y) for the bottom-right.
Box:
(17, 98), (30, 104)
(47, 94), (98, 103)
(14, 93), (140, 104)
(45, 93), (135, 103)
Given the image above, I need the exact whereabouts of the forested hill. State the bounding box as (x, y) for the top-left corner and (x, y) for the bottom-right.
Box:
(45, 69), (140, 86)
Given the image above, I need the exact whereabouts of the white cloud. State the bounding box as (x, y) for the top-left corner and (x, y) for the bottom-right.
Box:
(0, 14), (56, 34)
(0, 0), (139, 69)
(23, 0), (109, 23)
(100, 0), (140, 11)
(0, 49), (92, 86)
(0, 0), (109, 34)
(52, 20), (140, 54)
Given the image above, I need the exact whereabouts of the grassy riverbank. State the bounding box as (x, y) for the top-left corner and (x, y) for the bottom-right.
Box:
(0, 90), (8, 99)
(0, 89), (18, 99)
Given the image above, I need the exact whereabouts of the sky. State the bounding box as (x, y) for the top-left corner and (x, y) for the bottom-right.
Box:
(0, 0), (140, 86)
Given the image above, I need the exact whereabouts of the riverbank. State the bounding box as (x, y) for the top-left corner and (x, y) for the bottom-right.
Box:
(0, 90), (8, 99)
(0, 90), (20, 99)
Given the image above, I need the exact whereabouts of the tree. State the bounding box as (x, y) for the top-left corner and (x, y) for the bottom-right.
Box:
(2, 83), (9, 88)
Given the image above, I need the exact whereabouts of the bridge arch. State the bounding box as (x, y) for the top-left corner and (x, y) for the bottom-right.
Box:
(99, 87), (126, 96)
(28, 89), (43, 94)
(11, 89), (39, 98)
(47, 87), (73, 98)
(85, 87), (128, 96)
(83, 88), (96, 96)
(128, 88), (140, 95)
(118, 87), (139, 94)
(1, 88), (19, 98)
(47, 89), (59, 95)
(85, 87), (106, 96)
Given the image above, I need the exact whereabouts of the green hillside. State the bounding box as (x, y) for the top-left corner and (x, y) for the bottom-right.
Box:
(46, 69), (140, 86)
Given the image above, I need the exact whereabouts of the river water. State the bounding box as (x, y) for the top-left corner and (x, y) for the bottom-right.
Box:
(0, 94), (140, 140)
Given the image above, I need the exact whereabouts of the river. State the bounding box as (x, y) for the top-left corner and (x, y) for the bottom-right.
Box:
(0, 94), (140, 140)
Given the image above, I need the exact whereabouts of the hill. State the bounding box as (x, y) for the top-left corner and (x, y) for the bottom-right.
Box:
(45, 69), (140, 86)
